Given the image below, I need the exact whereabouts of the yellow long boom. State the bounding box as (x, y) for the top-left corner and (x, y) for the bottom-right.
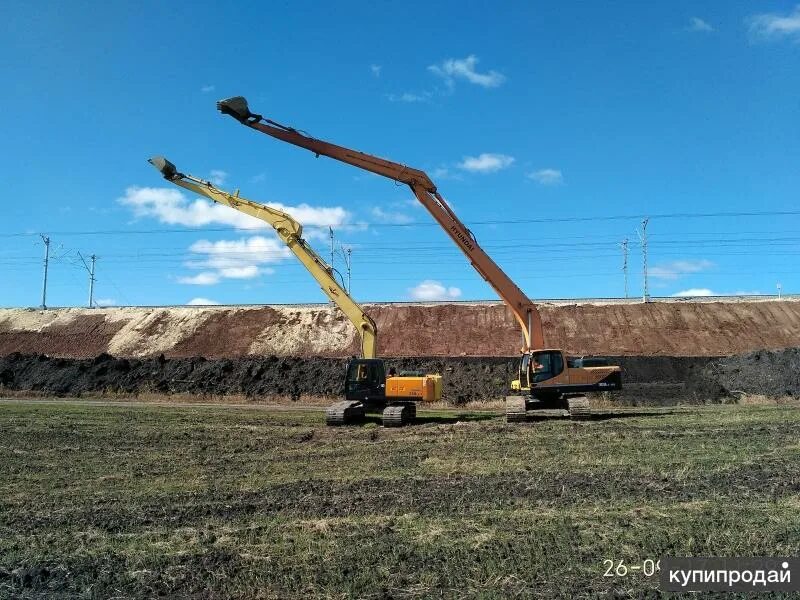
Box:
(148, 157), (378, 359)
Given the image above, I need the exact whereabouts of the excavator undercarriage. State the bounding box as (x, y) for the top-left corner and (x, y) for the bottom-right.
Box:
(325, 400), (417, 427)
(505, 395), (593, 422)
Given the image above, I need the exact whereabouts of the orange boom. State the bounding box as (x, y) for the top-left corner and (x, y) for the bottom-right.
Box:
(217, 97), (621, 422)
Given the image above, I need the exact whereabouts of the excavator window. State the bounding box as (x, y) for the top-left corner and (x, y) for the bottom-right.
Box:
(355, 364), (368, 381)
(344, 359), (386, 401)
(531, 351), (564, 383)
(519, 354), (530, 388)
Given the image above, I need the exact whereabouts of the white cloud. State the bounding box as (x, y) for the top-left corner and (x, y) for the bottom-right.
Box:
(387, 91), (431, 103)
(370, 206), (413, 224)
(186, 236), (290, 282)
(177, 236), (291, 285)
(408, 280), (462, 301)
(201, 84), (215, 93)
(121, 187), (352, 284)
(748, 5), (800, 41)
(218, 265), (261, 279)
(528, 168), (563, 185)
(120, 187), (260, 229)
(458, 153), (515, 173)
(94, 298), (117, 307)
(250, 173), (266, 184)
(428, 55), (506, 88)
(267, 201), (349, 228)
(119, 187), (349, 230)
(179, 272), (221, 285)
(672, 288), (715, 297)
(209, 170), (228, 186)
(687, 17), (714, 32)
(650, 259), (714, 281)
(370, 64), (382, 77)
(187, 297), (221, 305)
(672, 288), (761, 297)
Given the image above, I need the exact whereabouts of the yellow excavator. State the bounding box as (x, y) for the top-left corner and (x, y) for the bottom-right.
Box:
(216, 97), (622, 422)
(148, 156), (441, 426)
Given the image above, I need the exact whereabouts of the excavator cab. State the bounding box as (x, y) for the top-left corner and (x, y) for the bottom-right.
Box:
(530, 350), (565, 383)
(518, 350), (565, 388)
(344, 358), (386, 403)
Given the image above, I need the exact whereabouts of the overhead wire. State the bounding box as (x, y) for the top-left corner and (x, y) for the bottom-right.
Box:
(2, 208), (800, 238)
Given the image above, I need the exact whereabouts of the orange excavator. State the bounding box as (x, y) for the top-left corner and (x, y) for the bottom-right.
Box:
(216, 96), (622, 422)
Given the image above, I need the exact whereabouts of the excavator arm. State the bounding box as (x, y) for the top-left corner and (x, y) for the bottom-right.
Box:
(148, 156), (378, 359)
(216, 97), (544, 350)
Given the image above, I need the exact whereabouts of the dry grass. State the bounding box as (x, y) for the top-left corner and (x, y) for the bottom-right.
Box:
(0, 388), (339, 407)
(735, 393), (800, 406)
(1, 400), (798, 598)
(1, 389), (510, 411)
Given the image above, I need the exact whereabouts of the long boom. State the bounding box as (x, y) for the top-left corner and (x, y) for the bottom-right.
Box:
(148, 156), (378, 359)
(216, 97), (544, 350)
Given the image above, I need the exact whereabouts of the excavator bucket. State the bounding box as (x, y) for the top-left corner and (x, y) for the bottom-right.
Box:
(147, 156), (178, 179)
(217, 96), (253, 122)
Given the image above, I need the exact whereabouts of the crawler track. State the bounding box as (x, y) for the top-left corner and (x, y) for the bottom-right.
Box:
(567, 396), (592, 420)
(382, 402), (416, 427)
(505, 396), (528, 423)
(325, 400), (365, 425)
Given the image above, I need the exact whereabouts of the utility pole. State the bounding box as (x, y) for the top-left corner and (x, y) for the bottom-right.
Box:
(90, 255), (97, 307)
(345, 247), (352, 294)
(638, 218), (649, 303)
(40, 235), (50, 309)
(78, 252), (98, 308)
(621, 238), (629, 299)
(329, 227), (335, 271)
(334, 244), (353, 294)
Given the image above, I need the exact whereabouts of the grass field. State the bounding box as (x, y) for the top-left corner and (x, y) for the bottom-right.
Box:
(0, 400), (798, 598)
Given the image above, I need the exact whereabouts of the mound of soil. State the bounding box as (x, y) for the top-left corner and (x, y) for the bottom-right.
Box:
(0, 354), (521, 403)
(686, 348), (800, 400)
(3, 300), (800, 359)
(0, 353), (718, 404)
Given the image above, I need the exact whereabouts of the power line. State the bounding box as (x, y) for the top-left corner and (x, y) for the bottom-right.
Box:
(9, 232), (800, 261)
(3, 208), (800, 238)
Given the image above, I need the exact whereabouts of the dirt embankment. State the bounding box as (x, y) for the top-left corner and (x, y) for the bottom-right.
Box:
(0, 353), (718, 405)
(1, 299), (799, 359)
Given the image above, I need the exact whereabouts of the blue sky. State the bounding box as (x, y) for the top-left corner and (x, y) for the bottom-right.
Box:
(2, 1), (799, 307)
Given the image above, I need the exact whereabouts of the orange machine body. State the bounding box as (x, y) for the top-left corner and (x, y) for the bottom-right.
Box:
(386, 374), (442, 402)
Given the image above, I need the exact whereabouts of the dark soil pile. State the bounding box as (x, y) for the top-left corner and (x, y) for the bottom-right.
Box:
(686, 348), (800, 399)
(0, 353), (719, 404)
(0, 353), (517, 403)
(0, 353), (349, 400)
